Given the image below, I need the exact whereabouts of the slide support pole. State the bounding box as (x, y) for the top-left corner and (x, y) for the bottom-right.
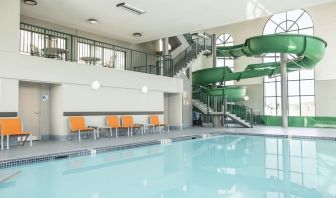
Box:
(280, 53), (288, 128)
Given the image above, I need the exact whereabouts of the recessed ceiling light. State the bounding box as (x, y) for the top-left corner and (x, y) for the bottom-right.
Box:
(133, 33), (142, 37)
(24, 0), (37, 6)
(87, 18), (98, 24)
(116, 3), (146, 15)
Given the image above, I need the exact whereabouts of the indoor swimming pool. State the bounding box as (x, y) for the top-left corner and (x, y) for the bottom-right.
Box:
(1, 134), (336, 198)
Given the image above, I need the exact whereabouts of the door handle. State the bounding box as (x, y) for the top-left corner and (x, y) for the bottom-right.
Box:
(34, 111), (40, 115)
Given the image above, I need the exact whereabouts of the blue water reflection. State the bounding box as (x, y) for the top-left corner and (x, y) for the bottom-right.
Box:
(1, 135), (336, 198)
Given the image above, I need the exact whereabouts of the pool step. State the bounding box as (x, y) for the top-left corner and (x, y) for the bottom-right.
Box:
(0, 171), (21, 184)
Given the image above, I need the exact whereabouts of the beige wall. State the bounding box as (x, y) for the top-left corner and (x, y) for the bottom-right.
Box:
(202, 1), (336, 116)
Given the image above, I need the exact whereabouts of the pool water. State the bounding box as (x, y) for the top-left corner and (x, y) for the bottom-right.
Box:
(1, 135), (336, 198)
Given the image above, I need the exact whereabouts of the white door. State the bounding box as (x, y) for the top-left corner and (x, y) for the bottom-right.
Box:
(19, 82), (41, 140)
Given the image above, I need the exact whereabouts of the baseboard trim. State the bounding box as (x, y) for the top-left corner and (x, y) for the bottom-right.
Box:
(63, 111), (164, 116)
(0, 112), (17, 117)
(49, 135), (68, 141)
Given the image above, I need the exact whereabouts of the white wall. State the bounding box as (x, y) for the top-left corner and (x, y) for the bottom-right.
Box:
(0, 51), (183, 93)
(0, 78), (19, 112)
(167, 93), (183, 128)
(49, 84), (64, 137)
(0, 0), (20, 53)
(63, 84), (164, 112)
(191, 54), (213, 72)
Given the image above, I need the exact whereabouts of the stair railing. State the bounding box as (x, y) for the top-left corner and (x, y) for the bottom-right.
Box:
(172, 33), (213, 76)
(227, 96), (256, 127)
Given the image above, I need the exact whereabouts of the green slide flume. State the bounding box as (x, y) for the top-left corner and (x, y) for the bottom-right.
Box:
(192, 34), (327, 99)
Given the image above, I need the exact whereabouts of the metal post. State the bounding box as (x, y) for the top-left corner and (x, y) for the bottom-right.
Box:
(212, 34), (217, 68)
(162, 38), (169, 75)
(281, 53), (288, 127)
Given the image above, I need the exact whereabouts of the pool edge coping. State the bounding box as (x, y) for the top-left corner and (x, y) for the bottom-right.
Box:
(1, 131), (336, 169)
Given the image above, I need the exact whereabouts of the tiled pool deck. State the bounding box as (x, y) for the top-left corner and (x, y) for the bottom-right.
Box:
(1, 126), (336, 163)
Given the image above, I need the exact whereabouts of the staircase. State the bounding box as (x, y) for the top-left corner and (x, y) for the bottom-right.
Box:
(192, 90), (257, 128)
(158, 32), (258, 128)
(155, 33), (212, 77)
(172, 33), (212, 76)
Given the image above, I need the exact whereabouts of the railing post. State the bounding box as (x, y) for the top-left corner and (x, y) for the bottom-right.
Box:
(251, 109), (254, 127)
(145, 53), (148, 68)
(93, 40), (96, 66)
(130, 50), (133, 70)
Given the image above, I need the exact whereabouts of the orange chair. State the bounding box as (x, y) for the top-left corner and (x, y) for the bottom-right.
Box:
(68, 116), (96, 142)
(149, 115), (169, 133)
(106, 115), (127, 138)
(0, 117), (32, 150)
(121, 116), (143, 136)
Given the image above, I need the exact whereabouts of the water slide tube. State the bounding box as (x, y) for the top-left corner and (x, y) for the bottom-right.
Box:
(192, 34), (327, 99)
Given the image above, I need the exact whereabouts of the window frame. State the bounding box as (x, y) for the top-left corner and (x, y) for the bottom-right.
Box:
(262, 9), (315, 116)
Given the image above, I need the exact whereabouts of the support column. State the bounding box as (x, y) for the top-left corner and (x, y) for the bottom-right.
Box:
(161, 37), (169, 75)
(212, 34), (217, 68)
(280, 53), (288, 127)
(162, 37), (169, 56)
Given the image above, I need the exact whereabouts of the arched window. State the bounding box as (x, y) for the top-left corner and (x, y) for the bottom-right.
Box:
(216, 33), (234, 85)
(263, 9), (315, 116)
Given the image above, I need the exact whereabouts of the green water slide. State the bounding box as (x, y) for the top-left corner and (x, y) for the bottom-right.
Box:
(192, 34), (327, 99)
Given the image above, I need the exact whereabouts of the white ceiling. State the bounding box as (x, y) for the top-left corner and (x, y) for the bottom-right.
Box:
(21, 0), (336, 44)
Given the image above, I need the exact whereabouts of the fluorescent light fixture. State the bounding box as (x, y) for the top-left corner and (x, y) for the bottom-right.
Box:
(116, 3), (146, 15)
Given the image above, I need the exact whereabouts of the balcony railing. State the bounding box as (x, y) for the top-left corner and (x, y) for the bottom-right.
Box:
(19, 23), (171, 76)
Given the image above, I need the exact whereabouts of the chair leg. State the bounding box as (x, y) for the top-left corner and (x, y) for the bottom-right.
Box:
(1, 135), (3, 150)
(93, 129), (97, 140)
(109, 128), (113, 137)
(7, 135), (9, 150)
(167, 125), (170, 133)
(127, 128), (130, 137)
(116, 128), (118, 138)
(30, 134), (32, 147)
(78, 130), (81, 142)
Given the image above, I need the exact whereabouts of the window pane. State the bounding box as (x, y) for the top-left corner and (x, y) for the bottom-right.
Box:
(300, 69), (314, 79)
(289, 97), (300, 116)
(301, 96), (315, 116)
(299, 28), (314, 36)
(264, 21), (278, 35)
(288, 71), (299, 80)
(276, 97), (282, 116)
(225, 59), (234, 68)
(265, 97), (276, 115)
(217, 58), (224, 67)
(264, 76), (275, 82)
(297, 12), (314, 29)
(276, 82), (281, 96)
(225, 81), (234, 86)
(300, 80), (314, 95)
(287, 9), (304, 22)
(288, 81), (300, 96)
(265, 82), (276, 96)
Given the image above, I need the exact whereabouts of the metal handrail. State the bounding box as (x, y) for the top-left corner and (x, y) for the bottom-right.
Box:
(19, 22), (172, 76)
